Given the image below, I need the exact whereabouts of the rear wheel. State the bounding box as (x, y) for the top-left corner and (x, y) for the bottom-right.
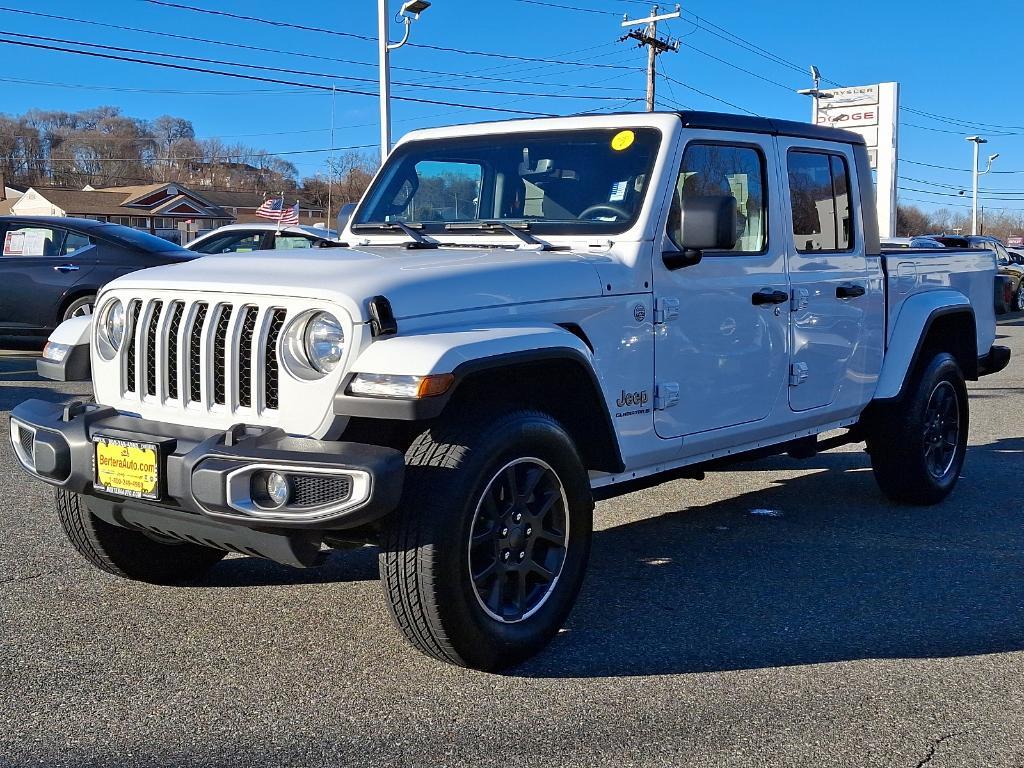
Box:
(866, 352), (969, 505)
(56, 490), (226, 583)
(1015, 281), (1024, 312)
(379, 410), (593, 671)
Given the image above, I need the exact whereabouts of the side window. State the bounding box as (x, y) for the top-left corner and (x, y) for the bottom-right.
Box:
(192, 232), (264, 254)
(2, 226), (66, 257)
(274, 235), (315, 250)
(668, 143), (766, 253)
(63, 231), (92, 255)
(788, 150), (855, 252)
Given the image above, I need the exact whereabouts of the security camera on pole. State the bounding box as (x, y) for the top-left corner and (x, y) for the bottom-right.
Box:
(378, 0), (431, 163)
(966, 136), (998, 236)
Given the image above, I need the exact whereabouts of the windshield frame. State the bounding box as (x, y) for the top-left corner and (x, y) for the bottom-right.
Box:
(351, 126), (665, 238)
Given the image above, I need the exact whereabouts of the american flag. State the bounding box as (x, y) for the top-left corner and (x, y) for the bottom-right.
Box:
(256, 196), (284, 220)
(280, 201), (300, 226)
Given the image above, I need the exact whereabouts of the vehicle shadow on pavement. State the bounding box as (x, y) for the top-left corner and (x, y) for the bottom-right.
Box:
(516, 438), (1024, 678)
(194, 546), (380, 587)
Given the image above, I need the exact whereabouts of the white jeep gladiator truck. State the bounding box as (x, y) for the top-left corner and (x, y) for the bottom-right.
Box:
(11, 111), (1010, 671)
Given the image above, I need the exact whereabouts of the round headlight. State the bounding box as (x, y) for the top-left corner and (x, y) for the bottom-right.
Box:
(98, 299), (126, 353)
(303, 312), (344, 373)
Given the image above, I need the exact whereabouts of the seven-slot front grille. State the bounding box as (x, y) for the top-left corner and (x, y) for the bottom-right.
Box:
(120, 297), (287, 413)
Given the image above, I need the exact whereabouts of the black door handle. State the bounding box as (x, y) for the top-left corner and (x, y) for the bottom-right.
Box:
(836, 283), (866, 299)
(751, 288), (789, 306)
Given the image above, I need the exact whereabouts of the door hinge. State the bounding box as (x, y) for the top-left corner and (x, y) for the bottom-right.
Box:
(655, 382), (680, 410)
(789, 362), (809, 386)
(791, 288), (809, 312)
(653, 297), (680, 324)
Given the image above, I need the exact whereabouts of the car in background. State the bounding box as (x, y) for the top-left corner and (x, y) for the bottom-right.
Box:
(881, 236), (946, 249)
(932, 234), (1024, 311)
(185, 223), (338, 254)
(1008, 249), (1024, 266)
(0, 216), (192, 336)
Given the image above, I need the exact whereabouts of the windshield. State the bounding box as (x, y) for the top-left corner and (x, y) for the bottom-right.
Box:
(354, 127), (662, 236)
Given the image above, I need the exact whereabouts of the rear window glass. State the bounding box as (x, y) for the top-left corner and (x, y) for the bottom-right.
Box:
(98, 225), (187, 253)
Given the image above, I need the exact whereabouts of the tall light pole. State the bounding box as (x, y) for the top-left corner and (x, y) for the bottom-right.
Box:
(378, 0), (431, 163)
(967, 135), (998, 236)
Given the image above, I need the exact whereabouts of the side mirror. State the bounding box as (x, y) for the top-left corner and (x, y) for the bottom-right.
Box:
(663, 195), (738, 270)
(337, 202), (357, 232)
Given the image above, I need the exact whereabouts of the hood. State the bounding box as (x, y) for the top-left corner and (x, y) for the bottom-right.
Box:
(106, 245), (606, 322)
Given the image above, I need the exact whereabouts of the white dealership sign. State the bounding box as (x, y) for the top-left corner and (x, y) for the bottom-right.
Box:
(811, 82), (899, 239)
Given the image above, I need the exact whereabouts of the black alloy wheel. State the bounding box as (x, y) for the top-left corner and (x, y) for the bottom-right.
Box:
(921, 380), (960, 480)
(467, 457), (569, 624)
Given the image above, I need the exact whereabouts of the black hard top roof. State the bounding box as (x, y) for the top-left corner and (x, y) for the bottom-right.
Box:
(673, 111), (866, 145)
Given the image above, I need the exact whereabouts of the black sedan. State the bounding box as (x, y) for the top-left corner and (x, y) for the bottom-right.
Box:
(0, 216), (192, 335)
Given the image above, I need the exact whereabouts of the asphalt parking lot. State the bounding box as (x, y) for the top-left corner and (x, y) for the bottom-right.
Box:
(1, 318), (1023, 768)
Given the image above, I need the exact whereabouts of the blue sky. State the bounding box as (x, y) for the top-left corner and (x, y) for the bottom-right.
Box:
(2, 0), (1023, 212)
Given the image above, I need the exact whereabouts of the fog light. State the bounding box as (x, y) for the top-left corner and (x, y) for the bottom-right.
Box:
(266, 472), (290, 507)
(252, 470), (291, 509)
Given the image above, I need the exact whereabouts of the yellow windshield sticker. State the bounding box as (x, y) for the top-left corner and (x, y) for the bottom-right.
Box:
(611, 130), (636, 151)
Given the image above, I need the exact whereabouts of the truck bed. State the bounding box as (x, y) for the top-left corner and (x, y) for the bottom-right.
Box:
(880, 247), (997, 356)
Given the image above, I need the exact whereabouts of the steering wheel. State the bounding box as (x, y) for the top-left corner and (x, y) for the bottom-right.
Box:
(577, 203), (632, 221)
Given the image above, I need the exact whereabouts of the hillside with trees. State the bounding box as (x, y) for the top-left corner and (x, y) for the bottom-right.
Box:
(0, 106), (377, 206)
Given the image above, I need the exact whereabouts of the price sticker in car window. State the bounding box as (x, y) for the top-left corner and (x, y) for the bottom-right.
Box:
(611, 130), (636, 151)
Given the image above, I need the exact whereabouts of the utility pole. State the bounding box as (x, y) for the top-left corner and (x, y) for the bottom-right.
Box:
(620, 5), (681, 112)
(967, 135), (998, 236)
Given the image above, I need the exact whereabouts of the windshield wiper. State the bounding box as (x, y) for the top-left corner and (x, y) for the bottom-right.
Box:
(444, 220), (564, 251)
(353, 221), (438, 250)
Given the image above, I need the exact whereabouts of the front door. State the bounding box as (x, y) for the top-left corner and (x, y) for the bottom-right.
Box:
(654, 133), (790, 439)
(0, 223), (96, 330)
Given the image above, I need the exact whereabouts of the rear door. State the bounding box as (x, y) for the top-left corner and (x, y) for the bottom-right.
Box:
(0, 223), (97, 330)
(778, 140), (882, 413)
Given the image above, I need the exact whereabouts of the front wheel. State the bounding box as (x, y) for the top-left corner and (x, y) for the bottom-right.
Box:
(379, 410), (593, 671)
(866, 352), (969, 505)
(56, 490), (226, 583)
(1015, 281), (1024, 312)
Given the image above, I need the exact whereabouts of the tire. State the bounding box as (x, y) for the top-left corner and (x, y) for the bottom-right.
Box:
(379, 409), (593, 671)
(56, 489), (226, 584)
(866, 352), (969, 505)
(1015, 281), (1024, 312)
(61, 295), (96, 322)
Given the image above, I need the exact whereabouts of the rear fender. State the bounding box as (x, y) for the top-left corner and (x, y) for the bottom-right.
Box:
(874, 291), (975, 400)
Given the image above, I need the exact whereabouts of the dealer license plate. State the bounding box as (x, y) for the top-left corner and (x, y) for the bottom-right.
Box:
(93, 436), (160, 500)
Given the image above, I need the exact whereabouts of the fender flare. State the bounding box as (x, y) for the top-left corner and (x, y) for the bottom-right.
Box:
(873, 291), (976, 401)
(334, 324), (597, 421)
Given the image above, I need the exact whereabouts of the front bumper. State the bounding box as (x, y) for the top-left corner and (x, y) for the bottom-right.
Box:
(9, 399), (404, 532)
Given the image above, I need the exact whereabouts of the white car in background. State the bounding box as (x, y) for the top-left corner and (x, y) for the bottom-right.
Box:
(185, 223), (338, 254)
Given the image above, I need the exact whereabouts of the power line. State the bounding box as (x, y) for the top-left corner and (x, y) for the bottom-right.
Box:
(143, 0), (640, 69)
(657, 72), (760, 115)
(0, 75), (310, 96)
(0, 30), (631, 102)
(902, 158), (1024, 175)
(0, 6), (638, 92)
(900, 175), (1024, 195)
(0, 36), (555, 117)
(509, 0), (620, 14)
(15, 144), (376, 163)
